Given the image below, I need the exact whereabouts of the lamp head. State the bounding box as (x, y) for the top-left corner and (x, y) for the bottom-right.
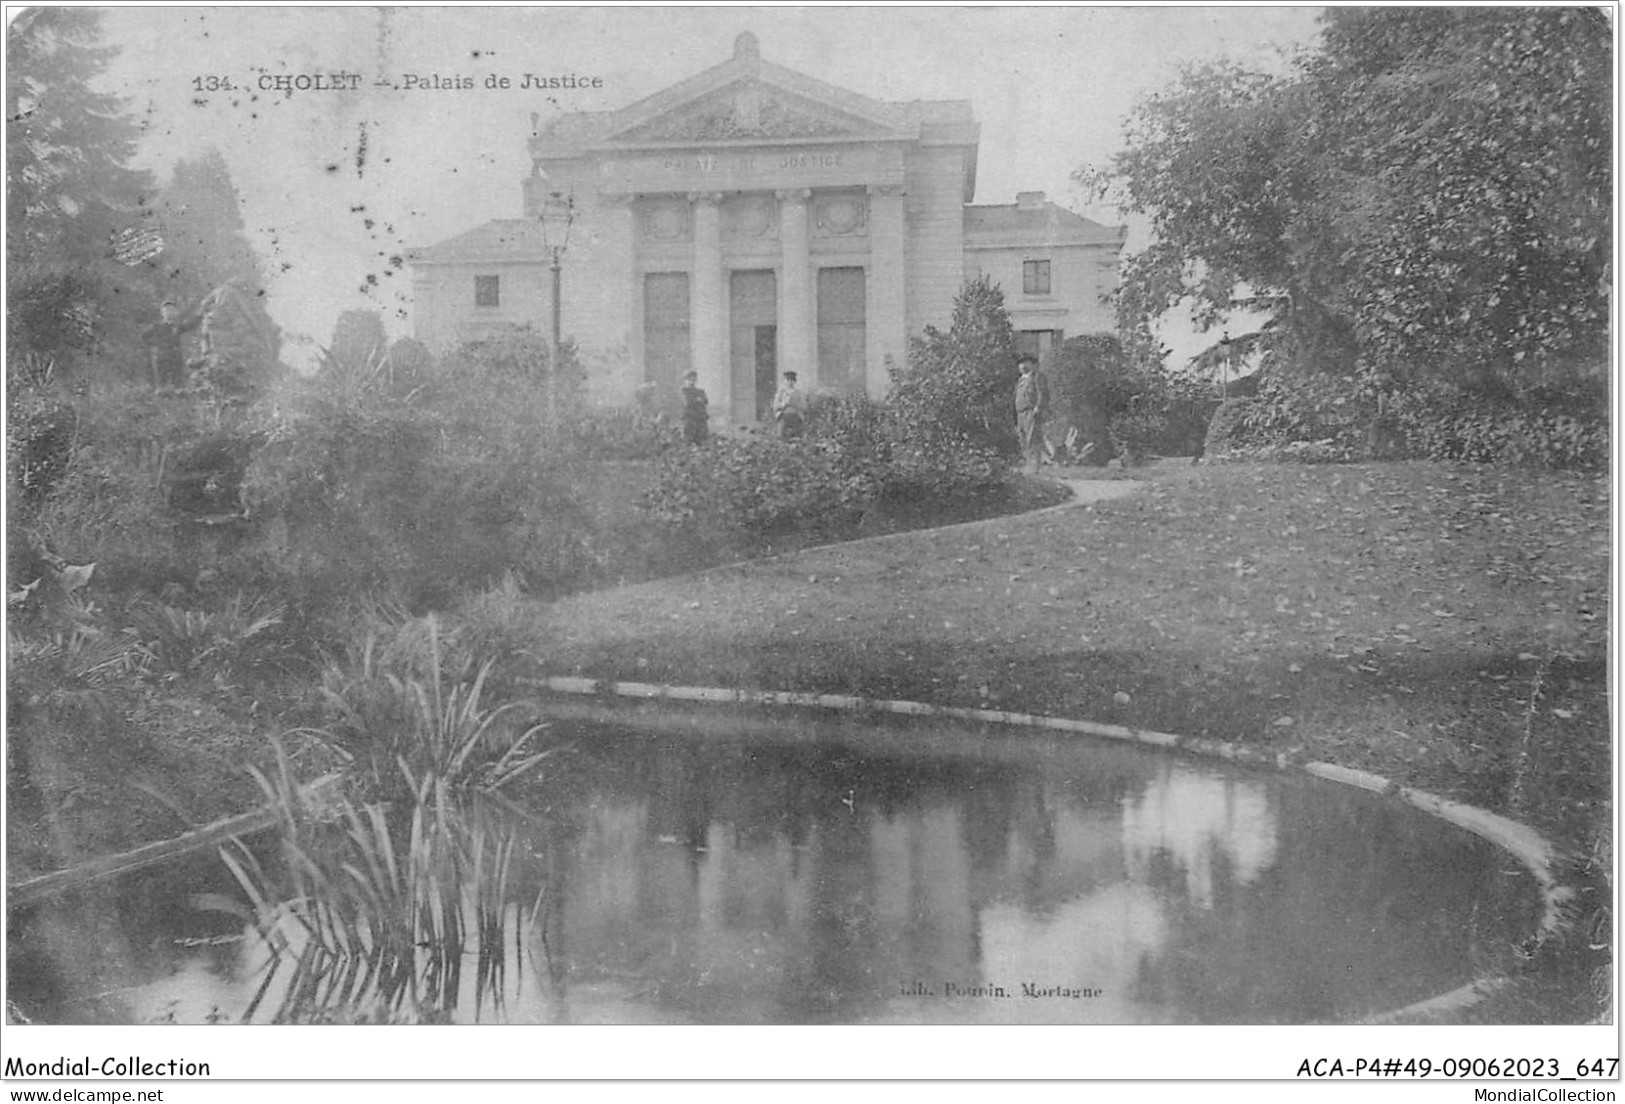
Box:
(540, 189), (575, 254)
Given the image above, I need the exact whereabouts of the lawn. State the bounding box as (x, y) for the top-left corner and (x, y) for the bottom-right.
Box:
(525, 458), (1611, 1019)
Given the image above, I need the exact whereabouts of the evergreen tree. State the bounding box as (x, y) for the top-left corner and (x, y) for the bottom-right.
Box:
(328, 309), (388, 370)
(893, 275), (1020, 454)
(155, 148), (263, 306)
(6, 8), (156, 368)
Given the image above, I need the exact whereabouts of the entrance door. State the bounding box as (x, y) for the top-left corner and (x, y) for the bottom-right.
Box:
(753, 326), (777, 423)
(730, 270), (777, 425)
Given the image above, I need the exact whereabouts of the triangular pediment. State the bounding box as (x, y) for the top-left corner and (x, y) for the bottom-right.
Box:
(610, 79), (897, 145)
(591, 36), (915, 149)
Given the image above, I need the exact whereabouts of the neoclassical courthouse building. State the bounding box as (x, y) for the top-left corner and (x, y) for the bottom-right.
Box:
(410, 33), (1126, 427)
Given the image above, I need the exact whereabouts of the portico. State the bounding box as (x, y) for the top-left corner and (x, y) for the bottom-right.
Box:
(409, 32), (1123, 428)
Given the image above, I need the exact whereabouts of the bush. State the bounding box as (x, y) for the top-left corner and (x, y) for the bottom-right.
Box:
(443, 329), (585, 419)
(243, 346), (602, 614)
(1385, 380), (1607, 469)
(1108, 407), (1169, 466)
(8, 392), (78, 507)
(1203, 368), (1607, 470)
(561, 406), (683, 461)
(7, 269), (97, 362)
(1047, 335), (1144, 464)
(1202, 398), (1255, 461)
(638, 394), (1004, 551)
(12, 380), (235, 595)
(892, 276), (1020, 456)
(385, 337), (434, 384)
(638, 433), (879, 541)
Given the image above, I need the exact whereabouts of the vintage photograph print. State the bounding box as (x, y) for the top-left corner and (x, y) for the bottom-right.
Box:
(4, 3), (1611, 1052)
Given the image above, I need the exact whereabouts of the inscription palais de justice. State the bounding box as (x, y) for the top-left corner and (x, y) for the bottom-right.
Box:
(656, 152), (845, 174)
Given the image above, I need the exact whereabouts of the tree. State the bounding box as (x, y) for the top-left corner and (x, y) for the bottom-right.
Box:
(893, 275), (1019, 454)
(154, 148), (262, 306)
(328, 309), (388, 368)
(7, 9), (155, 366)
(1082, 7), (1611, 391)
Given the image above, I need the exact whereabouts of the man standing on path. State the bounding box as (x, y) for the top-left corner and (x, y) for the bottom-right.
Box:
(772, 370), (807, 439)
(1014, 354), (1049, 473)
(140, 299), (200, 390)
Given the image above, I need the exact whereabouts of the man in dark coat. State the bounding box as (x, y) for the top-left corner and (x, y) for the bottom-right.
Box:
(680, 370), (709, 445)
(140, 299), (200, 390)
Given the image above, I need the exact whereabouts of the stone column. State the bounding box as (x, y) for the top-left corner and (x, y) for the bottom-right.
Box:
(689, 192), (726, 423)
(776, 188), (813, 388)
(594, 191), (637, 407)
(866, 184), (908, 399)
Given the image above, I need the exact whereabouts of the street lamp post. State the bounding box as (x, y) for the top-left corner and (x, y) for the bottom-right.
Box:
(539, 189), (575, 425)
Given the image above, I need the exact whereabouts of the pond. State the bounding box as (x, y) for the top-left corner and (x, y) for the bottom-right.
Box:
(7, 708), (1542, 1024)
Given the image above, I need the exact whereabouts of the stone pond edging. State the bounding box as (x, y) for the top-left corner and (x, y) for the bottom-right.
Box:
(524, 671), (1571, 1024)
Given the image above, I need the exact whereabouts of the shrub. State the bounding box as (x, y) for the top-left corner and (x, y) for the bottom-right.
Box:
(8, 391), (78, 507)
(892, 276), (1020, 456)
(561, 405), (683, 461)
(1202, 398), (1256, 462)
(1157, 373), (1221, 458)
(639, 433), (879, 542)
(327, 310), (387, 375)
(385, 336), (434, 382)
(7, 269), (98, 363)
(880, 434), (1003, 500)
(1047, 335), (1143, 464)
(13, 379), (234, 595)
(638, 393), (1005, 552)
(1203, 367), (1607, 470)
(443, 329), (585, 420)
(1108, 407), (1169, 466)
(1385, 380), (1607, 469)
(245, 381), (597, 612)
(1234, 370), (1372, 449)
(134, 593), (285, 680)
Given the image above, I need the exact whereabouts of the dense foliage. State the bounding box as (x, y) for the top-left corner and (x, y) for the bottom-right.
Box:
(892, 275), (1020, 456)
(1047, 335), (1144, 462)
(638, 393), (1003, 551)
(1205, 370), (1608, 470)
(1083, 7), (1611, 389)
(1043, 335), (1217, 464)
(326, 309), (388, 372)
(7, 9), (156, 368)
(245, 344), (597, 612)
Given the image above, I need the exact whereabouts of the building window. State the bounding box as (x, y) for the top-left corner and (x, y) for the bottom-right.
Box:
(475, 275), (501, 308)
(816, 267), (866, 393)
(644, 272), (691, 398)
(1022, 260), (1051, 296)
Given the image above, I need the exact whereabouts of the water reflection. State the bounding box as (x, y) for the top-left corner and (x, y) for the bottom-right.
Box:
(7, 717), (1541, 1024)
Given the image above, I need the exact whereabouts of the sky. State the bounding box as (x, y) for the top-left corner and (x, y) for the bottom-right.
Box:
(84, 5), (1329, 369)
